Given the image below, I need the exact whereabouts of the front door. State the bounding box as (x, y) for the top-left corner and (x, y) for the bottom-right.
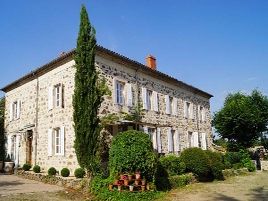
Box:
(26, 130), (33, 164)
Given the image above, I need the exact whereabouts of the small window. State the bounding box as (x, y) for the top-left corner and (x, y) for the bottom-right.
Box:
(147, 90), (153, 110)
(186, 102), (191, 118)
(188, 131), (193, 147)
(13, 101), (18, 119)
(54, 85), (61, 107)
(116, 81), (125, 105)
(170, 97), (174, 115)
(170, 129), (176, 153)
(199, 106), (204, 122)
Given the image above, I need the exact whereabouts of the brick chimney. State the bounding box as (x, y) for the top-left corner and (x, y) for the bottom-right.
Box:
(146, 55), (156, 70)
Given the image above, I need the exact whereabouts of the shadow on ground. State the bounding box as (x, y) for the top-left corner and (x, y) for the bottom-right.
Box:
(249, 186), (268, 201)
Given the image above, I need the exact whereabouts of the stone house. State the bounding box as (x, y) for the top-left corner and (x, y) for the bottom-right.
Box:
(1, 45), (213, 173)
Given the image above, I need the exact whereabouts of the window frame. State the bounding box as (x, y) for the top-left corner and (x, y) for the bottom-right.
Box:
(146, 90), (153, 110)
(54, 128), (62, 155)
(115, 80), (125, 105)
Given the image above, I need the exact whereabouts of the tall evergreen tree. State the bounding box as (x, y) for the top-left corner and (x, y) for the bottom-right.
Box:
(73, 5), (107, 176)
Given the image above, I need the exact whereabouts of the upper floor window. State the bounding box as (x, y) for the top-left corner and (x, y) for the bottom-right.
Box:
(10, 100), (21, 121)
(168, 128), (179, 153)
(199, 106), (206, 122)
(165, 95), (178, 115)
(48, 84), (64, 110)
(184, 101), (193, 119)
(142, 88), (158, 111)
(114, 79), (133, 107)
(47, 126), (65, 156)
(146, 90), (153, 110)
(116, 81), (125, 105)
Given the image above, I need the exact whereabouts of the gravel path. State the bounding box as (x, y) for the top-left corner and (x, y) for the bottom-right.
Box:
(163, 171), (268, 201)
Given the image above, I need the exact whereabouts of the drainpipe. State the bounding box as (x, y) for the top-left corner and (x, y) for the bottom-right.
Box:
(34, 75), (39, 165)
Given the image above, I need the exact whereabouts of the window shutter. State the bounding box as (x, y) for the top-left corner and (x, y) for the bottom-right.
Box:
(9, 103), (13, 121)
(153, 91), (159, 112)
(113, 78), (117, 104)
(48, 86), (53, 110)
(193, 132), (199, 147)
(126, 83), (133, 107)
(143, 126), (148, 134)
(173, 98), (178, 116)
(15, 135), (20, 167)
(7, 135), (12, 156)
(61, 84), (64, 108)
(201, 133), (207, 150)
(198, 105), (201, 121)
(142, 87), (148, 110)
(17, 100), (21, 119)
(47, 129), (53, 156)
(167, 128), (173, 152)
(190, 103), (194, 119)
(153, 130), (157, 150)
(165, 95), (170, 114)
(202, 108), (206, 122)
(183, 101), (187, 118)
(174, 130), (179, 152)
(60, 126), (65, 156)
(157, 128), (162, 153)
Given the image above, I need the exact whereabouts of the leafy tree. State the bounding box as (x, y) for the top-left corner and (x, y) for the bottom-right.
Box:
(0, 97), (5, 161)
(213, 90), (268, 149)
(73, 5), (108, 176)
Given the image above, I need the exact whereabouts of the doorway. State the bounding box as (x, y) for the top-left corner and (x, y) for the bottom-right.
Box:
(26, 130), (33, 165)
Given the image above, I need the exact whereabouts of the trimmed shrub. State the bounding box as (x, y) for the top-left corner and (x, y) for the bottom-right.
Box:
(22, 163), (32, 171)
(48, 167), (57, 176)
(61, 168), (70, 177)
(169, 173), (195, 188)
(33, 165), (41, 173)
(74, 167), (85, 178)
(242, 158), (256, 172)
(109, 130), (157, 181)
(205, 150), (225, 180)
(180, 148), (211, 180)
(159, 155), (186, 176)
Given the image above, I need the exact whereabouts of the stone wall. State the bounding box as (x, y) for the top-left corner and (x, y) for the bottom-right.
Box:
(4, 52), (213, 173)
(261, 160), (268, 171)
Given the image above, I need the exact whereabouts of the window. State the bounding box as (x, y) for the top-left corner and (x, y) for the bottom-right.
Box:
(188, 131), (193, 147)
(10, 100), (21, 121)
(13, 101), (18, 119)
(169, 97), (173, 115)
(185, 102), (191, 119)
(54, 85), (61, 107)
(146, 90), (153, 110)
(48, 84), (64, 110)
(199, 106), (206, 122)
(54, 128), (61, 155)
(144, 126), (159, 151)
(116, 81), (125, 105)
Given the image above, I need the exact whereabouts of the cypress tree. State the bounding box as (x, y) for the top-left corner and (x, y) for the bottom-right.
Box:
(73, 5), (107, 176)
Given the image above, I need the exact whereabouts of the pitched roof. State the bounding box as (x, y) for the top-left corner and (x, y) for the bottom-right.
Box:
(1, 45), (213, 98)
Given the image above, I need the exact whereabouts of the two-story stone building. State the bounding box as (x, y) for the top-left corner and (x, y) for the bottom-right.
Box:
(1, 45), (213, 173)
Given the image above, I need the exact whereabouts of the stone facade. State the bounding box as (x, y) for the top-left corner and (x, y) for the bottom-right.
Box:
(2, 46), (213, 174)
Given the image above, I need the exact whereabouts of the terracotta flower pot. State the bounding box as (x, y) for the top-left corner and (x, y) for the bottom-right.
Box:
(142, 179), (146, 186)
(109, 184), (113, 191)
(124, 179), (129, 186)
(120, 174), (125, 180)
(114, 179), (119, 185)
(135, 172), (141, 180)
(141, 185), (145, 192)
(134, 180), (140, 186)
(118, 185), (122, 191)
(128, 174), (133, 181)
(4, 162), (14, 174)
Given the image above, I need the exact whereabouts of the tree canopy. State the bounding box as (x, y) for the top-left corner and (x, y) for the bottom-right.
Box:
(213, 90), (268, 148)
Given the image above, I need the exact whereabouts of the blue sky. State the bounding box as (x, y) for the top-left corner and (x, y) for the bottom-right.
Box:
(1, 0), (268, 113)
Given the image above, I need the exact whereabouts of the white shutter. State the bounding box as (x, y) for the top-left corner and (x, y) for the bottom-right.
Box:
(165, 95), (170, 114)
(201, 133), (207, 150)
(152, 130), (157, 150)
(15, 135), (20, 167)
(60, 126), (65, 156)
(48, 86), (53, 110)
(190, 103), (194, 119)
(7, 135), (12, 156)
(167, 128), (173, 152)
(202, 108), (206, 122)
(174, 130), (179, 152)
(126, 83), (133, 107)
(157, 128), (162, 153)
(17, 100), (21, 119)
(143, 126), (148, 134)
(198, 105), (201, 121)
(153, 91), (159, 112)
(9, 103), (13, 121)
(193, 132), (199, 147)
(113, 78), (117, 103)
(173, 98), (178, 116)
(142, 87), (148, 110)
(47, 129), (53, 156)
(183, 101), (187, 118)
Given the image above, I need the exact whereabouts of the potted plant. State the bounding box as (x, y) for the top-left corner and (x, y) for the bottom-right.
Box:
(135, 170), (141, 180)
(142, 178), (146, 186)
(118, 184), (122, 192)
(4, 154), (14, 174)
(109, 184), (113, 191)
(141, 185), (145, 192)
(124, 179), (129, 186)
(128, 173), (133, 181)
(129, 185), (134, 192)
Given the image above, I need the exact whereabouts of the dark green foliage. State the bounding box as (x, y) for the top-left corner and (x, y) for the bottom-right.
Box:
(0, 98), (5, 161)
(33, 165), (41, 173)
(159, 155), (186, 176)
(213, 90), (268, 148)
(73, 5), (108, 175)
(169, 173), (195, 188)
(48, 167), (57, 176)
(205, 150), (225, 180)
(91, 176), (164, 201)
(180, 148), (211, 180)
(60, 168), (70, 177)
(109, 130), (157, 181)
(242, 159), (256, 172)
(22, 163), (31, 171)
(74, 167), (85, 178)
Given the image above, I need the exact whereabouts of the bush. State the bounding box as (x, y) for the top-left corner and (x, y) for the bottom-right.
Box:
(33, 165), (41, 173)
(205, 150), (225, 180)
(242, 158), (256, 172)
(61, 168), (70, 177)
(169, 173), (195, 188)
(109, 130), (157, 181)
(22, 163), (32, 171)
(159, 155), (186, 176)
(74, 168), (85, 178)
(180, 148), (211, 180)
(48, 167), (57, 176)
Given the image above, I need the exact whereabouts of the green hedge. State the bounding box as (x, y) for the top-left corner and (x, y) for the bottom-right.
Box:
(109, 130), (157, 181)
(33, 165), (41, 173)
(22, 163), (32, 171)
(169, 173), (195, 188)
(159, 155), (186, 176)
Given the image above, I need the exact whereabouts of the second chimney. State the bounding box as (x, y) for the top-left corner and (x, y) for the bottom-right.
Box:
(146, 55), (156, 70)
